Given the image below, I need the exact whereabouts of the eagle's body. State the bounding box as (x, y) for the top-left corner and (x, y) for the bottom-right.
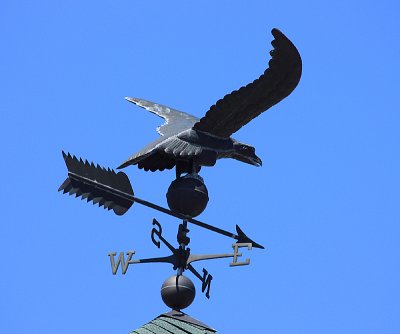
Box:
(118, 113), (259, 175)
(118, 29), (302, 176)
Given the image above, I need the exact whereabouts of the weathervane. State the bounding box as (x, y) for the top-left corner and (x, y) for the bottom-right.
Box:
(59, 28), (302, 311)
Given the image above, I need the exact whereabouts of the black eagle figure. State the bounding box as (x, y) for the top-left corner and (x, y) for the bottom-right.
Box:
(118, 29), (302, 178)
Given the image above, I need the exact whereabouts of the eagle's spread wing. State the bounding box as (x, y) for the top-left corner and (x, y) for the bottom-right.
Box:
(117, 136), (167, 169)
(118, 98), (199, 170)
(193, 29), (302, 138)
(125, 97), (199, 136)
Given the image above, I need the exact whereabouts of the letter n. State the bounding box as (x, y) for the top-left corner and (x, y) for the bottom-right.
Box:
(201, 268), (213, 299)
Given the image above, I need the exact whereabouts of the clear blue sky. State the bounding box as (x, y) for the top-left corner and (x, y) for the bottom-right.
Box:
(1, 1), (399, 333)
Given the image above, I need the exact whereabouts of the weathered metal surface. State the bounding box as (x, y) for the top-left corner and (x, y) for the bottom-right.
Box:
(119, 29), (301, 175)
(59, 157), (264, 248)
(166, 174), (209, 217)
(58, 27), (302, 319)
(58, 152), (133, 215)
(109, 218), (253, 299)
(161, 275), (196, 310)
(194, 28), (302, 137)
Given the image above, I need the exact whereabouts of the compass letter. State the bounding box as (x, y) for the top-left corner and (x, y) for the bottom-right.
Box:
(151, 219), (162, 248)
(108, 251), (136, 275)
(230, 243), (252, 266)
(201, 268), (213, 299)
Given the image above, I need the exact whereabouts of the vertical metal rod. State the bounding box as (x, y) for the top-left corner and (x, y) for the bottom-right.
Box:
(177, 219), (188, 276)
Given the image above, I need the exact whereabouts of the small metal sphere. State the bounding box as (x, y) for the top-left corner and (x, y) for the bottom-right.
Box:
(166, 174), (209, 217)
(161, 275), (196, 310)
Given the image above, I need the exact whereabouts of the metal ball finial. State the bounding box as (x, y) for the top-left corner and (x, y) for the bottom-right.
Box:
(161, 275), (196, 310)
(166, 174), (209, 217)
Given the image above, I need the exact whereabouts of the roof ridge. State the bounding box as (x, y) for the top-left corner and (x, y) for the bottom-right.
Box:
(160, 311), (216, 332)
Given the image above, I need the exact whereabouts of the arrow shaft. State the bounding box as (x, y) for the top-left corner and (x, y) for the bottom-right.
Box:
(133, 197), (238, 240)
(69, 171), (239, 240)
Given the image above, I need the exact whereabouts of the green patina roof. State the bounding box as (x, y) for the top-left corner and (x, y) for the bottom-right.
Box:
(130, 311), (216, 334)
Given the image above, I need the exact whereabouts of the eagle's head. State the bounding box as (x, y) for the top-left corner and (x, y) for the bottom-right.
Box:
(233, 143), (262, 167)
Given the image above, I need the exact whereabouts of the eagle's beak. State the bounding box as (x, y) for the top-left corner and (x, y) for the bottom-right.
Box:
(252, 155), (262, 167)
(235, 154), (262, 167)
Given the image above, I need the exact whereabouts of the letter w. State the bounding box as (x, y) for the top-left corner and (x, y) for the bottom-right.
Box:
(108, 251), (135, 275)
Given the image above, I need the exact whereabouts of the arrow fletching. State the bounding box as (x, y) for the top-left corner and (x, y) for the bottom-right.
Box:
(58, 151), (134, 215)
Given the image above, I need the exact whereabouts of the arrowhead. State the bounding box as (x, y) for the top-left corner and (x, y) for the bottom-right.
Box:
(235, 225), (265, 249)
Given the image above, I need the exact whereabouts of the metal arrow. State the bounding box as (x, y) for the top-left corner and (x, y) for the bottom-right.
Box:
(59, 152), (264, 249)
